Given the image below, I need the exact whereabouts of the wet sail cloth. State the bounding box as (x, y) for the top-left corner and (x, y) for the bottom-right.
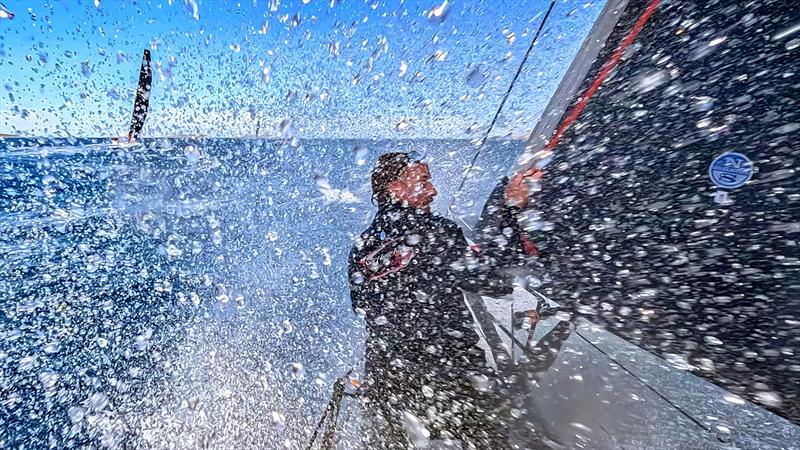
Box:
(348, 203), (515, 448)
(128, 49), (152, 141)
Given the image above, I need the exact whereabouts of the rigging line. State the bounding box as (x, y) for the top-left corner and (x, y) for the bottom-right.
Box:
(572, 328), (713, 435)
(449, 0), (557, 213)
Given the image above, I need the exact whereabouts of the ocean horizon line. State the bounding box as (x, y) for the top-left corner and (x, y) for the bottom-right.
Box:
(0, 135), (530, 142)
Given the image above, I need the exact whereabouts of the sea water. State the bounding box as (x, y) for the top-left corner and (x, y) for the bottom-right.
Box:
(0, 137), (521, 448)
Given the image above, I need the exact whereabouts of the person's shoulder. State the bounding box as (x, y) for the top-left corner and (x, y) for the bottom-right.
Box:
(349, 225), (378, 258)
(428, 212), (462, 233)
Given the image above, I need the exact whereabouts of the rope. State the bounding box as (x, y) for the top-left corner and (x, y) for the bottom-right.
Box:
(305, 370), (353, 450)
(450, 0), (557, 211)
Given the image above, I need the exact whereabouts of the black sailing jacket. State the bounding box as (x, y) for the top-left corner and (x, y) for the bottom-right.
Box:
(348, 200), (521, 383)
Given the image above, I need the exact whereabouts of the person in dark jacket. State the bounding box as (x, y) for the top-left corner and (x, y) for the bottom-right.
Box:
(348, 152), (534, 449)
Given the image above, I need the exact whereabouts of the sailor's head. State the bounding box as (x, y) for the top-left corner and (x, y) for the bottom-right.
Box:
(371, 152), (437, 210)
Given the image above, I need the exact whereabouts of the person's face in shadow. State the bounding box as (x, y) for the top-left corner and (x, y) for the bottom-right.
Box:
(388, 163), (437, 211)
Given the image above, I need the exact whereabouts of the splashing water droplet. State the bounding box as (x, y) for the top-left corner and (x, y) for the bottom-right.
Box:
(470, 374), (490, 392)
(0, 3), (15, 19)
(18, 356), (35, 370)
(272, 411), (287, 432)
(723, 394), (746, 405)
(43, 342), (60, 354)
(279, 119), (294, 138)
(395, 117), (410, 131)
(134, 328), (153, 350)
(80, 60), (92, 78)
(166, 244), (183, 257)
(39, 372), (60, 389)
(374, 315), (388, 326)
(421, 385), (434, 398)
(314, 173), (331, 190)
(755, 391), (782, 408)
(68, 406), (85, 423)
(291, 362), (305, 381)
(353, 146), (368, 165)
(664, 353), (693, 371)
(427, 0), (449, 23)
(405, 234), (421, 245)
(398, 61), (408, 77)
(506, 30), (516, 45)
(183, 0), (199, 20)
(329, 41), (340, 57)
(320, 247), (332, 266)
(402, 411), (430, 447)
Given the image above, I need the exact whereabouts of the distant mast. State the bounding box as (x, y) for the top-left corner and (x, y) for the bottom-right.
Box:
(128, 49), (152, 143)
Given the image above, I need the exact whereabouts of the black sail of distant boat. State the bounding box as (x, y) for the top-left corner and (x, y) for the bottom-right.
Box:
(128, 49), (152, 143)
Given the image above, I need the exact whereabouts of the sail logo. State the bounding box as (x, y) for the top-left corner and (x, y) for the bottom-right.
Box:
(709, 152), (753, 189)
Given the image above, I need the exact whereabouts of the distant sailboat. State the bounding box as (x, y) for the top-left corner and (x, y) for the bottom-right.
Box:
(127, 49), (152, 143)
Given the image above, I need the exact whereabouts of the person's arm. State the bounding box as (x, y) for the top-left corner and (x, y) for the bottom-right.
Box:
(348, 246), (369, 315)
(441, 219), (514, 297)
(474, 175), (540, 266)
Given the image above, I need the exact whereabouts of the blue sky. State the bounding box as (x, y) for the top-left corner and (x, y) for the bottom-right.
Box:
(0, 0), (604, 138)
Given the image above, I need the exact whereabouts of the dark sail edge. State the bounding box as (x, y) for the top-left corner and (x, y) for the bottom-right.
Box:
(128, 49), (152, 143)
